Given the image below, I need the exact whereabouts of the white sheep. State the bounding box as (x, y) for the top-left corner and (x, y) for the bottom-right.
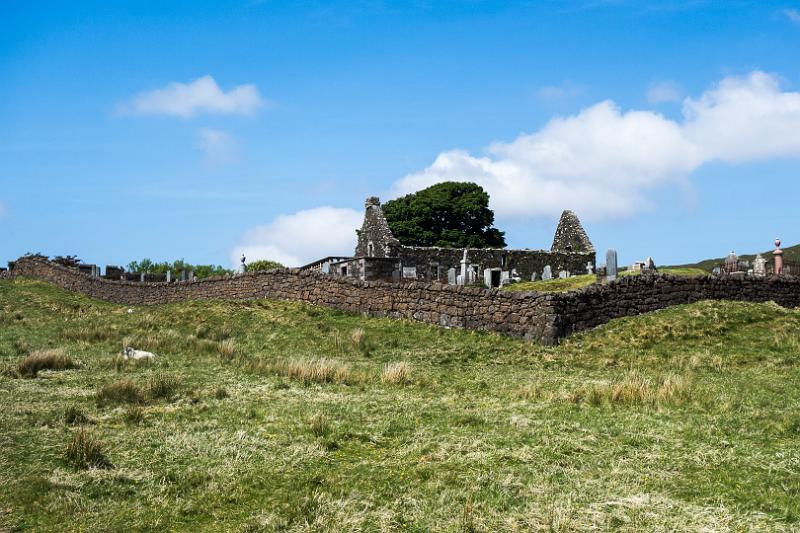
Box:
(122, 347), (156, 361)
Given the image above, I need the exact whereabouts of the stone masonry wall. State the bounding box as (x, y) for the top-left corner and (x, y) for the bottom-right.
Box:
(398, 246), (595, 281)
(9, 257), (561, 343)
(550, 272), (800, 338)
(9, 257), (800, 344)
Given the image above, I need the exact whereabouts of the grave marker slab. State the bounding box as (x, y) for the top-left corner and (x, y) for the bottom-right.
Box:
(606, 249), (618, 281)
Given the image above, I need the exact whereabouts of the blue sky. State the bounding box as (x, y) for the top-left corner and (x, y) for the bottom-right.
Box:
(2, 1), (800, 269)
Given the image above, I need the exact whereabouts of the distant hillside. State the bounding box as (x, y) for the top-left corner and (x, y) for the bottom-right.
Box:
(670, 243), (800, 272)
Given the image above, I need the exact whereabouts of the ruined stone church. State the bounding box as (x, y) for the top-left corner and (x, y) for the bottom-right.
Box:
(302, 196), (595, 287)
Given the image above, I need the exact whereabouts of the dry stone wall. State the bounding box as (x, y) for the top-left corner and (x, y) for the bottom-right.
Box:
(9, 257), (800, 344)
(9, 257), (561, 343)
(550, 272), (800, 338)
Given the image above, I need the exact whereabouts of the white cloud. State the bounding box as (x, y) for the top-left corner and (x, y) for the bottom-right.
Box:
(120, 75), (264, 117)
(196, 128), (239, 165)
(682, 71), (800, 162)
(786, 8), (800, 23)
(646, 80), (682, 103)
(392, 71), (800, 221)
(231, 207), (363, 267)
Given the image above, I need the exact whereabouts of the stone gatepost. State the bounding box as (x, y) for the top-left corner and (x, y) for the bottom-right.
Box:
(774, 239), (784, 275)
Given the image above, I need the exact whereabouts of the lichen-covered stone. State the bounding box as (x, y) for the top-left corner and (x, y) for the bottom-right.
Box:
(10, 257), (800, 346)
(551, 210), (594, 253)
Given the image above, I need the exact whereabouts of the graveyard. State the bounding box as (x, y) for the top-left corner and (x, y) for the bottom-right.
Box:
(5, 3), (800, 530)
(2, 270), (800, 530)
(3, 199), (800, 530)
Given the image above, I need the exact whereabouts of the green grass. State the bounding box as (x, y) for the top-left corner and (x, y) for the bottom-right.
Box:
(1, 277), (800, 531)
(504, 267), (709, 293)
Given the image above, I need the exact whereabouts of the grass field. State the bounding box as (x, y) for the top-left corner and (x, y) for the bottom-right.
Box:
(504, 267), (709, 293)
(1, 277), (799, 531)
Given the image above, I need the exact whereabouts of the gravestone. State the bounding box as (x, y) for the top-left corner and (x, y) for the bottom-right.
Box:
(483, 269), (493, 288)
(645, 257), (657, 271)
(530, 272), (537, 282)
(459, 250), (470, 285)
(606, 249), (618, 281)
(402, 266), (417, 279)
(558, 270), (568, 279)
(542, 265), (552, 280)
(585, 261), (594, 275)
(447, 268), (457, 285)
(166, 270), (172, 283)
(140, 272), (145, 282)
(753, 254), (767, 277)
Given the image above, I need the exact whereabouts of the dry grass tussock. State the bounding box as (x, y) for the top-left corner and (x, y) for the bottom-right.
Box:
(96, 374), (179, 405)
(350, 328), (366, 351)
(381, 362), (411, 384)
(62, 325), (119, 343)
(65, 428), (112, 469)
(567, 371), (694, 407)
(97, 379), (145, 405)
(249, 357), (356, 385)
(309, 413), (331, 437)
(17, 349), (76, 377)
(216, 338), (237, 360)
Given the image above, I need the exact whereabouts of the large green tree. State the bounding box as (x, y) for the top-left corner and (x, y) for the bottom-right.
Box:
(382, 182), (506, 248)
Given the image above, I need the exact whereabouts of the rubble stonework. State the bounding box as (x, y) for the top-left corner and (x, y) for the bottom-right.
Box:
(551, 209), (594, 253)
(354, 196), (401, 258)
(9, 256), (800, 345)
(338, 198), (596, 283)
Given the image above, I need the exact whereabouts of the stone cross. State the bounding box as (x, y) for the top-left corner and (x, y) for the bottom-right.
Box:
(606, 249), (618, 281)
(459, 250), (469, 285)
(585, 261), (594, 275)
(542, 265), (552, 280)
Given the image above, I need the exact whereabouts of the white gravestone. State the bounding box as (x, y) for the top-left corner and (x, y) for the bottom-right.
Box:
(586, 262), (594, 275)
(448, 267), (457, 285)
(558, 270), (568, 279)
(459, 250), (469, 286)
(753, 254), (767, 277)
(542, 265), (552, 280)
(402, 266), (417, 279)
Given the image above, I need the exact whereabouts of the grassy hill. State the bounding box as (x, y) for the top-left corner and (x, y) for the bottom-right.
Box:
(1, 277), (800, 531)
(671, 243), (800, 273)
